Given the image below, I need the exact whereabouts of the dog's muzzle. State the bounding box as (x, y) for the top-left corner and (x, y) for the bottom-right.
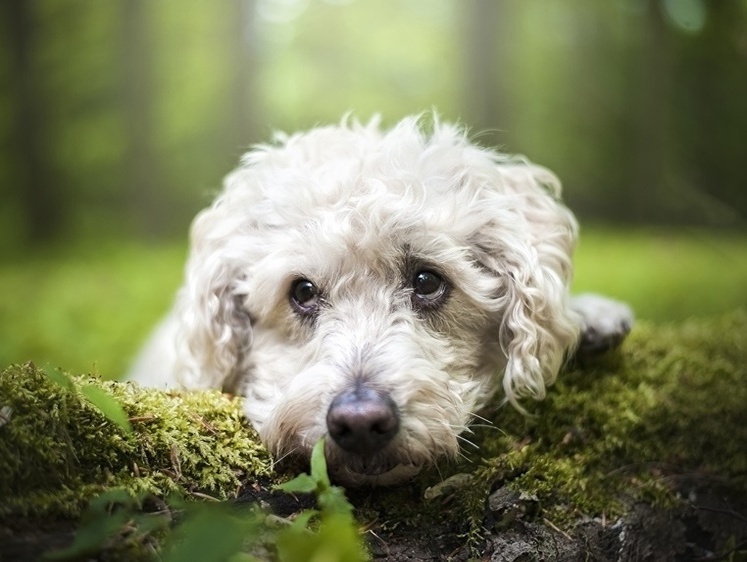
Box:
(323, 385), (423, 485)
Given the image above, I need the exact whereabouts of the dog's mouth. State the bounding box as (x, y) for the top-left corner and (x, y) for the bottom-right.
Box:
(272, 438), (424, 485)
(330, 459), (423, 486)
(335, 452), (397, 475)
(324, 443), (424, 486)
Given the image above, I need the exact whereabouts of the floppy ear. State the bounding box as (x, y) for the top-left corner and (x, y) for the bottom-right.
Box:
(173, 194), (255, 392)
(474, 164), (580, 409)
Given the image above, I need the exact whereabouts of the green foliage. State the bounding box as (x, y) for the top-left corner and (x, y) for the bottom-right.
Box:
(274, 439), (365, 562)
(1, 364), (361, 560)
(43, 367), (132, 433)
(276, 439), (352, 516)
(160, 501), (264, 562)
(3, 0), (747, 254)
(44, 489), (167, 561)
(79, 384), (133, 434)
(275, 513), (365, 562)
(722, 535), (747, 562)
(42, 488), (267, 562)
(40, 440), (362, 562)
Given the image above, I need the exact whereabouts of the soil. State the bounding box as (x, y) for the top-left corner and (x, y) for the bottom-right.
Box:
(3, 479), (745, 561)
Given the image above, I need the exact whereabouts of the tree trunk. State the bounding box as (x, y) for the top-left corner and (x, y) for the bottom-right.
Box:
(629, 1), (670, 223)
(3, 0), (63, 244)
(225, 0), (261, 155)
(461, 0), (513, 146)
(121, 0), (163, 236)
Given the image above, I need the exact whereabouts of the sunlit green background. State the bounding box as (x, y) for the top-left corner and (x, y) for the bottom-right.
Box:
(1, 0), (745, 378)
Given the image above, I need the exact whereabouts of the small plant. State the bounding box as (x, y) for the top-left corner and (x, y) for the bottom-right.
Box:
(274, 438), (366, 562)
(44, 488), (167, 560)
(44, 438), (365, 562)
(43, 367), (132, 434)
(159, 498), (265, 562)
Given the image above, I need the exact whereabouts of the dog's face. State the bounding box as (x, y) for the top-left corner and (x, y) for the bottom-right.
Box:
(233, 204), (506, 485)
(176, 117), (579, 485)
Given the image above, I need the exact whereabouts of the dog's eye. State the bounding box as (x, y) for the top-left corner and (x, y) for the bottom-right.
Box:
(412, 270), (449, 307)
(290, 278), (320, 314)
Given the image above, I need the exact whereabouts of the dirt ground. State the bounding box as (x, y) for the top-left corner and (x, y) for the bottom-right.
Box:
(3, 476), (745, 561)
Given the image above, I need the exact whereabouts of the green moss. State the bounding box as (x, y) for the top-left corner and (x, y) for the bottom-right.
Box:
(347, 311), (747, 539)
(2, 311), (746, 540)
(0, 363), (273, 520)
(456, 309), (747, 528)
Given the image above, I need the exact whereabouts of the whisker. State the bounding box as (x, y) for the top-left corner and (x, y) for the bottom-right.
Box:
(469, 412), (494, 425)
(454, 449), (473, 464)
(433, 462), (444, 481)
(471, 423), (507, 434)
(456, 434), (479, 449)
(272, 445), (301, 465)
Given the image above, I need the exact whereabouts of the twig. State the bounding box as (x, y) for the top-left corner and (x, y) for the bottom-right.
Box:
(190, 491), (220, 502)
(543, 518), (573, 541)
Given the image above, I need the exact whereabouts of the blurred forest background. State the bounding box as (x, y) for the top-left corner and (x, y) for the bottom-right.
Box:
(3, 0), (747, 249)
(1, 0), (746, 377)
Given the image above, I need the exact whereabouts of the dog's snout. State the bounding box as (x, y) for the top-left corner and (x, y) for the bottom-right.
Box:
(326, 386), (399, 455)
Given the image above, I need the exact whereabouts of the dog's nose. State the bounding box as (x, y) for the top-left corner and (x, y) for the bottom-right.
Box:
(326, 386), (399, 455)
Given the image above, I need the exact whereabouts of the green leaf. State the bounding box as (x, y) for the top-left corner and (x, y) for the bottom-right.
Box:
(275, 512), (366, 562)
(272, 437), (362, 560)
(162, 504), (261, 562)
(309, 438), (330, 488)
(80, 384), (133, 434)
(227, 553), (262, 562)
(42, 367), (75, 391)
(45, 510), (131, 560)
(287, 508), (318, 532)
(86, 487), (138, 511)
(317, 513), (366, 562)
(44, 488), (147, 560)
(274, 473), (318, 494)
(131, 512), (170, 535)
(318, 486), (354, 519)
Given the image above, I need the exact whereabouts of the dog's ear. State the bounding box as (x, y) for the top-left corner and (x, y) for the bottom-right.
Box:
(173, 202), (255, 392)
(473, 164), (580, 410)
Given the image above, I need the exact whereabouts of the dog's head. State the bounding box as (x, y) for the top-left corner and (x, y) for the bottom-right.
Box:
(175, 116), (579, 485)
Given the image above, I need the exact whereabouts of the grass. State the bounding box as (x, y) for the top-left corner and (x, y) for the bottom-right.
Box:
(573, 226), (747, 321)
(0, 241), (185, 379)
(0, 227), (745, 379)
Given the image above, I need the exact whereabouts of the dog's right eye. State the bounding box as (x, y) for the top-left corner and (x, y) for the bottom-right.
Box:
(290, 278), (320, 314)
(411, 269), (450, 309)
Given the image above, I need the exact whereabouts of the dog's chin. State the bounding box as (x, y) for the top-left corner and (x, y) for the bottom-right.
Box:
(323, 443), (425, 486)
(271, 436), (426, 487)
(330, 462), (423, 487)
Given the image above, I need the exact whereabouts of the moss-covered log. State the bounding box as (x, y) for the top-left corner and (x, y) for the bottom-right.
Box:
(0, 364), (273, 519)
(2, 312), (746, 560)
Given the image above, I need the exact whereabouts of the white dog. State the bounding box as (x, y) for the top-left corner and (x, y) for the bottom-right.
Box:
(129, 115), (633, 485)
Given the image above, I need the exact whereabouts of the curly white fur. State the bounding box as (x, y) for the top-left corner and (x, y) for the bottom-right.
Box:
(129, 115), (633, 485)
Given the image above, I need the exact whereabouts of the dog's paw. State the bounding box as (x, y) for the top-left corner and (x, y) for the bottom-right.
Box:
(571, 293), (634, 357)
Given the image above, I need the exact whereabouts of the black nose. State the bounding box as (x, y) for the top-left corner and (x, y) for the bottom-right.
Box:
(326, 386), (399, 456)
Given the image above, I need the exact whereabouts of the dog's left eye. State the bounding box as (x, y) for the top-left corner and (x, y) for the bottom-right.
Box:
(290, 278), (320, 314)
(412, 270), (449, 306)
